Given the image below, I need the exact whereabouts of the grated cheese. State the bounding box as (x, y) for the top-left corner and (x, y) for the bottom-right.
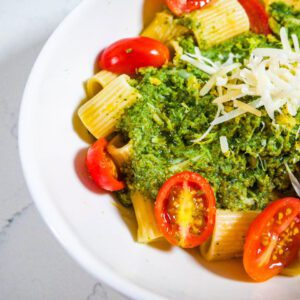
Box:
(220, 136), (229, 153)
(181, 27), (300, 141)
(292, 34), (300, 53)
(234, 100), (262, 117)
(211, 99), (263, 126)
(285, 163), (300, 197)
(191, 107), (221, 143)
(213, 90), (243, 104)
(296, 126), (300, 140)
(280, 27), (292, 53)
(258, 155), (265, 171)
(260, 121), (266, 132)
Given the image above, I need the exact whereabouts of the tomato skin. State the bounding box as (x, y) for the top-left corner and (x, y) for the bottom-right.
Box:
(86, 138), (125, 191)
(166, 0), (212, 16)
(99, 37), (170, 75)
(155, 171), (216, 248)
(243, 198), (300, 282)
(238, 0), (271, 35)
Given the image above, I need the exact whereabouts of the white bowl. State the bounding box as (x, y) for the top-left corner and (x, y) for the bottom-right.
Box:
(19, 0), (300, 299)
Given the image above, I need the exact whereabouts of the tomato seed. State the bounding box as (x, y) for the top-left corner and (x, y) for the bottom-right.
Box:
(285, 208), (292, 216)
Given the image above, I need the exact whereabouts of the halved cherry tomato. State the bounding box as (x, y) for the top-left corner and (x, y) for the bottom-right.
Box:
(166, 0), (212, 16)
(155, 171), (216, 248)
(86, 138), (125, 191)
(99, 37), (170, 75)
(238, 0), (271, 35)
(243, 197), (300, 282)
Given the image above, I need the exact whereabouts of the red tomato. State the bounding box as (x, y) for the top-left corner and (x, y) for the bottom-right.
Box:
(243, 197), (300, 282)
(86, 138), (125, 191)
(155, 171), (216, 248)
(99, 37), (170, 75)
(238, 0), (271, 35)
(166, 0), (212, 16)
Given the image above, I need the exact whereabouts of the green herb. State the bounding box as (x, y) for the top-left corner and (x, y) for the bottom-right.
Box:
(269, 2), (300, 40)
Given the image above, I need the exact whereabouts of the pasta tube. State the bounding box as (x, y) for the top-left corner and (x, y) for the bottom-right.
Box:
(86, 70), (118, 98)
(107, 135), (133, 168)
(78, 75), (140, 139)
(280, 251), (300, 277)
(141, 12), (188, 44)
(190, 0), (250, 48)
(131, 191), (163, 243)
(200, 209), (260, 261)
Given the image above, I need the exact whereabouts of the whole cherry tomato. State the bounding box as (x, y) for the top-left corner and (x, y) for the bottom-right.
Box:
(99, 37), (170, 75)
(165, 0), (212, 16)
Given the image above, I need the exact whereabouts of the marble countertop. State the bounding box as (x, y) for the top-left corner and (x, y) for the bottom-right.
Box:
(0, 1), (128, 299)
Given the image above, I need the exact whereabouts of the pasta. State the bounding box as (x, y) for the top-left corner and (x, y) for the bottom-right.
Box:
(141, 12), (188, 44)
(78, 75), (140, 139)
(77, 0), (300, 282)
(280, 251), (300, 276)
(86, 70), (118, 98)
(190, 0), (250, 48)
(107, 135), (132, 168)
(200, 210), (260, 261)
(131, 191), (162, 243)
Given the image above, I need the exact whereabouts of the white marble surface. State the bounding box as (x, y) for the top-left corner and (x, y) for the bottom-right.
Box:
(0, 1), (128, 299)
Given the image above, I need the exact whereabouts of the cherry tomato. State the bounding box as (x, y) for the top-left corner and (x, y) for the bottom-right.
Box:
(86, 138), (125, 191)
(238, 0), (271, 35)
(243, 197), (300, 282)
(99, 37), (170, 75)
(166, 0), (212, 16)
(155, 171), (216, 248)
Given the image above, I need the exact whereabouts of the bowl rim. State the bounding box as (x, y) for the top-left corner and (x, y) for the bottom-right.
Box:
(18, 0), (164, 299)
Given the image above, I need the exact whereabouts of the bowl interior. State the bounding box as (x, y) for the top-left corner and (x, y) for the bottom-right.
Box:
(19, 0), (300, 299)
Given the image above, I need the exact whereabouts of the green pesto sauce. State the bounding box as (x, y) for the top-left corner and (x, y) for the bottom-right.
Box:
(269, 2), (300, 40)
(115, 15), (300, 211)
(178, 33), (281, 63)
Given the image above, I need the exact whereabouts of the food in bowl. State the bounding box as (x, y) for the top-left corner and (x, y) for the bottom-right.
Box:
(77, 0), (300, 282)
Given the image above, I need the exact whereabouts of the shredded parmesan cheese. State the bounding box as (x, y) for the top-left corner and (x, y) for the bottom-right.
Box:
(181, 27), (300, 140)
(285, 163), (300, 197)
(213, 90), (243, 104)
(220, 136), (229, 153)
(296, 126), (300, 140)
(234, 100), (262, 117)
(191, 107), (221, 143)
(292, 34), (300, 53)
(258, 155), (265, 171)
(211, 99), (263, 126)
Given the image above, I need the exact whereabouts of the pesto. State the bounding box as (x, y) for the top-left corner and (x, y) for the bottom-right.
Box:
(269, 2), (300, 39)
(115, 6), (300, 211)
(178, 33), (281, 63)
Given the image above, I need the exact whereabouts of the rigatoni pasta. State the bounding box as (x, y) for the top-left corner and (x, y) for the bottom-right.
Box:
(107, 135), (132, 168)
(280, 251), (300, 276)
(189, 0), (250, 48)
(86, 70), (118, 98)
(141, 12), (188, 44)
(200, 210), (260, 261)
(78, 75), (140, 139)
(131, 191), (162, 243)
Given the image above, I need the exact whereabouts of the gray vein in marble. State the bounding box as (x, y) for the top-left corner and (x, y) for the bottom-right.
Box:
(87, 282), (108, 300)
(0, 202), (33, 238)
